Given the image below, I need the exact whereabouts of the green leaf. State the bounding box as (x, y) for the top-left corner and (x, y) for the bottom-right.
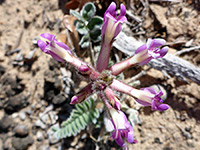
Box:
(87, 16), (103, 30)
(87, 16), (103, 42)
(90, 30), (101, 42)
(52, 97), (100, 140)
(79, 34), (90, 48)
(80, 2), (96, 21)
(75, 21), (88, 35)
(70, 10), (85, 23)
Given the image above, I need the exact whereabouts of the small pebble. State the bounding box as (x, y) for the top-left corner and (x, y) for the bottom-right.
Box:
(14, 124), (29, 137)
(48, 134), (59, 145)
(19, 112), (26, 121)
(39, 113), (49, 123)
(35, 120), (46, 129)
(12, 113), (18, 118)
(36, 131), (43, 141)
(25, 109), (33, 115)
(49, 111), (58, 124)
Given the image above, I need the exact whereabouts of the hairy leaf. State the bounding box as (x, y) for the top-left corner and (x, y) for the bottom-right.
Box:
(53, 97), (100, 139)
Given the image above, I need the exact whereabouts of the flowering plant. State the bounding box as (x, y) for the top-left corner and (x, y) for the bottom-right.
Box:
(38, 2), (169, 149)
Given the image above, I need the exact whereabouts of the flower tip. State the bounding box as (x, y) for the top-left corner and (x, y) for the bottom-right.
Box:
(120, 3), (126, 16)
(157, 104), (170, 111)
(40, 33), (55, 41)
(37, 40), (46, 51)
(78, 65), (90, 73)
(154, 38), (166, 45)
(70, 96), (78, 104)
(159, 46), (169, 57)
(107, 2), (117, 14)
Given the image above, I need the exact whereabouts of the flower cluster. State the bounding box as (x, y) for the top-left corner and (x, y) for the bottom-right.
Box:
(37, 2), (169, 149)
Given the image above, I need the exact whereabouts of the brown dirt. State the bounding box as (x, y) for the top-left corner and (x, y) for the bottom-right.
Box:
(0, 0), (200, 150)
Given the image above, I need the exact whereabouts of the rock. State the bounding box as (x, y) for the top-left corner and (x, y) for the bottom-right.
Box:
(48, 124), (60, 144)
(36, 131), (43, 141)
(35, 120), (46, 129)
(3, 138), (12, 150)
(14, 125), (29, 137)
(0, 115), (14, 132)
(39, 113), (49, 123)
(154, 137), (162, 144)
(5, 93), (29, 113)
(52, 93), (66, 105)
(48, 111), (58, 124)
(19, 112), (26, 121)
(25, 109), (32, 115)
(48, 134), (59, 145)
(12, 136), (34, 150)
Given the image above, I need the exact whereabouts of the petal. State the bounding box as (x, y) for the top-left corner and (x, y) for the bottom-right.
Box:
(125, 123), (134, 143)
(105, 12), (117, 22)
(117, 4), (127, 21)
(135, 44), (147, 54)
(142, 87), (157, 95)
(105, 2), (117, 18)
(113, 23), (122, 38)
(48, 51), (65, 62)
(104, 118), (115, 132)
(56, 41), (72, 54)
(135, 99), (151, 106)
(149, 38), (166, 49)
(148, 50), (161, 58)
(109, 109), (128, 130)
(40, 33), (55, 41)
(159, 46), (169, 57)
(118, 16), (127, 24)
(101, 18), (108, 38)
(146, 38), (153, 49)
(37, 40), (47, 52)
(115, 131), (125, 147)
(127, 129), (134, 143)
(138, 57), (152, 65)
(157, 103), (170, 111)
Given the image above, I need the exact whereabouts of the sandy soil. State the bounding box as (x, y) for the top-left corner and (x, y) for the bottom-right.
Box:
(0, 0), (200, 150)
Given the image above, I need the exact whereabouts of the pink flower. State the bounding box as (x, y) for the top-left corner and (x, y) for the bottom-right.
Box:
(96, 2), (127, 72)
(109, 38), (168, 75)
(110, 79), (170, 111)
(134, 38), (169, 65)
(132, 87), (170, 111)
(101, 2), (127, 43)
(108, 108), (136, 147)
(37, 33), (72, 62)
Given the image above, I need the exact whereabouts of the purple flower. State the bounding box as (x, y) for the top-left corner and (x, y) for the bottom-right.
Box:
(96, 2), (127, 72)
(108, 108), (136, 148)
(134, 38), (169, 65)
(37, 33), (72, 62)
(132, 87), (170, 111)
(101, 2), (127, 43)
(109, 38), (168, 75)
(110, 79), (169, 111)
